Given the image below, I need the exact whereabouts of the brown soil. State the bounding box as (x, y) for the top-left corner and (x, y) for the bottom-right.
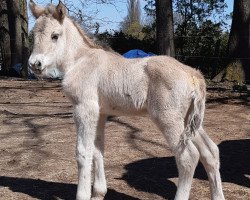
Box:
(0, 78), (249, 200)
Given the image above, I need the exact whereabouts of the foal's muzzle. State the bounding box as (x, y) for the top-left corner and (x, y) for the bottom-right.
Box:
(28, 54), (44, 74)
(29, 60), (42, 70)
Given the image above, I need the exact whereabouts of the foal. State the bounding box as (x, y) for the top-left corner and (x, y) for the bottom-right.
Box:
(29, 1), (225, 200)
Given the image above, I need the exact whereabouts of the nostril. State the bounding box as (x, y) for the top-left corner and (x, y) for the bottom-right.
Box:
(37, 61), (41, 67)
(33, 61), (42, 70)
(29, 55), (43, 72)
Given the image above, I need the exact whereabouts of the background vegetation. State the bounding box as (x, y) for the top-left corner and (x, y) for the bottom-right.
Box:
(0, 0), (249, 84)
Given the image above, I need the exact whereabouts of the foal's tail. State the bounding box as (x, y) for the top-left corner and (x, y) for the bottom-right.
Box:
(183, 77), (206, 143)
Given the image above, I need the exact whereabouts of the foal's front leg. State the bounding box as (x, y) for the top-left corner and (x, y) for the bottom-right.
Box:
(74, 103), (99, 200)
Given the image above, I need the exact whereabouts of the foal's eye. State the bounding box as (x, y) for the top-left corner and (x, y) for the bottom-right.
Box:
(51, 34), (59, 41)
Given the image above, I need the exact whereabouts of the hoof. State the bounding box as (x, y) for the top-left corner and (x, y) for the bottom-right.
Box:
(91, 193), (105, 200)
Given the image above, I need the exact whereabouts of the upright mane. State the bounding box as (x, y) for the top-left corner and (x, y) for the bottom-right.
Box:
(69, 16), (115, 52)
(70, 20), (105, 50)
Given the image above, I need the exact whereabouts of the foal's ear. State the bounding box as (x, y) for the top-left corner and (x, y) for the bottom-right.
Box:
(29, 0), (46, 19)
(53, 1), (66, 23)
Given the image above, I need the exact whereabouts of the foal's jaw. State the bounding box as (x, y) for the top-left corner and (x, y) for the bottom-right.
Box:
(28, 52), (63, 79)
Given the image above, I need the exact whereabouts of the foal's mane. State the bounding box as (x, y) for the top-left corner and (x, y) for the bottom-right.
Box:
(70, 20), (104, 50)
(69, 16), (115, 52)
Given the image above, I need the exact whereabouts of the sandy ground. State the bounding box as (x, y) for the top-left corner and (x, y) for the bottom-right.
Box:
(0, 78), (249, 200)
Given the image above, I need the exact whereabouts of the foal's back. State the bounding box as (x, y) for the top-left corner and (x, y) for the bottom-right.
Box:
(98, 52), (205, 117)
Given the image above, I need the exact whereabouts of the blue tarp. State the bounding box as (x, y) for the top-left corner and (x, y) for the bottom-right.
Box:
(9, 63), (36, 79)
(123, 49), (155, 59)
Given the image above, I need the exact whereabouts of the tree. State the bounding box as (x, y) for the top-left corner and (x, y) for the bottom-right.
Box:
(144, 0), (229, 77)
(120, 0), (143, 39)
(0, 0), (11, 75)
(146, 0), (227, 57)
(174, 0), (226, 59)
(6, 0), (23, 69)
(0, 0), (29, 77)
(20, 0), (29, 77)
(218, 0), (250, 83)
(156, 0), (175, 56)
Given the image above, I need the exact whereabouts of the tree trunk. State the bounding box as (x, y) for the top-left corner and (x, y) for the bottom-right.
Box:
(221, 0), (250, 83)
(2, 0), (29, 78)
(0, 0), (11, 75)
(156, 0), (175, 56)
(6, 0), (23, 68)
(20, 0), (29, 77)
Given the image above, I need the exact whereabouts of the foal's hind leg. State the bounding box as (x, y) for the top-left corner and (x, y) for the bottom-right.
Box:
(192, 128), (225, 200)
(150, 111), (199, 200)
(174, 139), (199, 200)
(92, 115), (107, 200)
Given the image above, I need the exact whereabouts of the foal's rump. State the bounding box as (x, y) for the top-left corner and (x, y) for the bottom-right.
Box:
(145, 56), (206, 137)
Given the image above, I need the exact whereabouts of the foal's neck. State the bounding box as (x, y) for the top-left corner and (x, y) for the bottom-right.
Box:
(63, 18), (93, 67)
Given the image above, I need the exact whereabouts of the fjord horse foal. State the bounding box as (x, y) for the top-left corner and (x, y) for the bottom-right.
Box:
(29, 1), (225, 200)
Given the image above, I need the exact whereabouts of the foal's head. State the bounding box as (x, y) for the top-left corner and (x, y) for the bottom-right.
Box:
(29, 1), (67, 78)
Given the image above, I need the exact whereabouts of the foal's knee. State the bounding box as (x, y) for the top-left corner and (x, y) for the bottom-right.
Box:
(76, 147), (93, 168)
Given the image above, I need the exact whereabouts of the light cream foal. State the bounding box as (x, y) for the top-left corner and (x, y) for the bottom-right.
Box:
(28, 1), (225, 200)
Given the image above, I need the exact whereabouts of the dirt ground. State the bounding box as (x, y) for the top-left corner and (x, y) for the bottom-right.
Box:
(0, 78), (249, 200)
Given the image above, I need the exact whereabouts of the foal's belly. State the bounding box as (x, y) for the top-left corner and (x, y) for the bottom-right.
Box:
(99, 94), (147, 116)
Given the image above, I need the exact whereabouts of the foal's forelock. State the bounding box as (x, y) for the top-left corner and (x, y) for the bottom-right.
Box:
(33, 17), (49, 34)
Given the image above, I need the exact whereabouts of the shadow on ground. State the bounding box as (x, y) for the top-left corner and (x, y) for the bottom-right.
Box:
(1, 140), (248, 200)
(0, 176), (76, 200)
(0, 176), (139, 200)
(121, 139), (250, 199)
